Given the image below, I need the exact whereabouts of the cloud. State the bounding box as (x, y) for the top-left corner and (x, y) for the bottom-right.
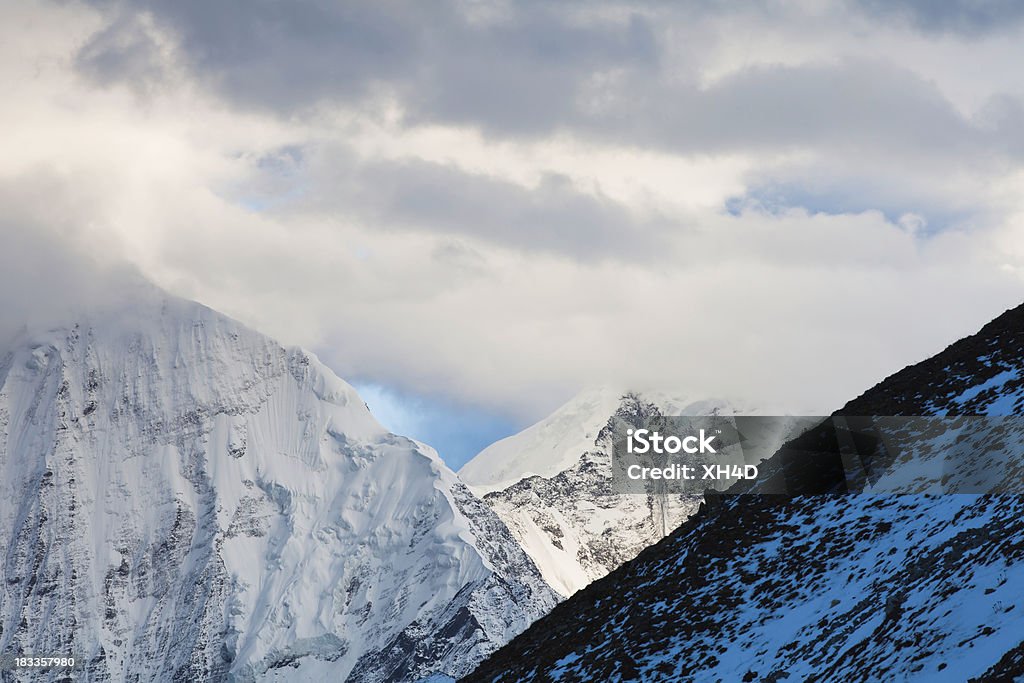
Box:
(285, 148), (671, 261)
(849, 0), (1024, 37)
(73, 2), (1024, 160)
(78, 0), (657, 127)
(0, 171), (147, 345)
(613, 59), (984, 158)
(76, 10), (174, 95)
(3, 0), (1024, 434)
(727, 159), (994, 236)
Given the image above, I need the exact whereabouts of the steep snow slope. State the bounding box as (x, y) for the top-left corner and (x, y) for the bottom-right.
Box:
(0, 294), (557, 682)
(459, 389), (788, 597)
(465, 302), (1024, 683)
(460, 387), (624, 496)
(460, 388), (731, 495)
(469, 495), (1024, 683)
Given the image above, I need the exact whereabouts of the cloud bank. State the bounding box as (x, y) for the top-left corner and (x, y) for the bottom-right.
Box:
(3, 0), (1024, 424)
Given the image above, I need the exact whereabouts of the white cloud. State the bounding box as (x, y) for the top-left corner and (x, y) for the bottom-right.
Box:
(2, 0), (1024, 424)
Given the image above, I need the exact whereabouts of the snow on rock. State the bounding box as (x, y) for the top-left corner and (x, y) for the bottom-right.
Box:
(459, 388), (783, 597)
(0, 294), (557, 682)
(468, 494), (1024, 682)
(465, 301), (1024, 683)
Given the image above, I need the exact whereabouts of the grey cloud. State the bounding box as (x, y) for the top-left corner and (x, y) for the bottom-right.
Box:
(76, 0), (422, 106)
(849, 0), (1024, 36)
(594, 59), (984, 159)
(293, 150), (669, 261)
(76, 12), (171, 94)
(149, 0), (422, 108)
(223, 49), (1024, 258)
(68, 0), (1024, 265)
(74, 1), (1024, 166)
(400, 8), (658, 135)
(977, 94), (1024, 160)
(0, 172), (148, 346)
(79, 0), (656, 126)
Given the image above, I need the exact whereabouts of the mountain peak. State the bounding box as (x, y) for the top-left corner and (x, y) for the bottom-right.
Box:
(458, 386), (748, 596)
(466, 299), (1024, 683)
(459, 386), (733, 495)
(0, 290), (557, 681)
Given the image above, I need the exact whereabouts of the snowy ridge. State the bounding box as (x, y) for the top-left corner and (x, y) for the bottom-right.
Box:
(459, 387), (625, 495)
(460, 387), (737, 495)
(465, 301), (1024, 682)
(459, 388), (783, 597)
(0, 295), (557, 682)
(469, 494), (1024, 682)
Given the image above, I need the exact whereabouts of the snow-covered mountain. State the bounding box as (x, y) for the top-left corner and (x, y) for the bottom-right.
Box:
(459, 388), (791, 597)
(0, 293), (557, 682)
(465, 302), (1024, 682)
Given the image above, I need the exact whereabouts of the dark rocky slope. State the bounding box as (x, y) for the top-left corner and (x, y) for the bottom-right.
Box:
(465, 302), (1024, 682)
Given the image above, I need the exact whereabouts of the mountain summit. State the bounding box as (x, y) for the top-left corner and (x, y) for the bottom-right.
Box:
(459, 388), (780, 596)
(0, 294), (557, 682)
(465, 302), (1024, 682)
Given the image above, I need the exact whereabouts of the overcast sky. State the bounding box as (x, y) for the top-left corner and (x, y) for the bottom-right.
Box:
(4, 1), (1024, 466)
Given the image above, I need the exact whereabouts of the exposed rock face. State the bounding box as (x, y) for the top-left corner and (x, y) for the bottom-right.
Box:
(0, 295), (557, 682)
(465, 302), (1024, 682)
(461, 389), (747, 597)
